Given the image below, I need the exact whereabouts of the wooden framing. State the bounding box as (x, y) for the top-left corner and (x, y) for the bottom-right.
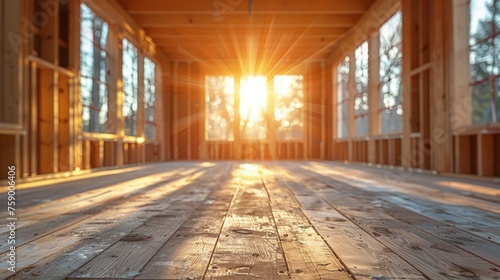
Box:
(0, 0), (168, 182)
(367, 31), (380, 164)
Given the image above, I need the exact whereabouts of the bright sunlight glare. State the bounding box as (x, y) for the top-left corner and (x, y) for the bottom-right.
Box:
(240, 76), (267, 122)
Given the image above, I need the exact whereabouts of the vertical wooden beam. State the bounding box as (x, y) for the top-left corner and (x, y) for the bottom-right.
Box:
(162, 62), (172, 161)
(58, 74), (70, 172)
(368, 32), (380, 165)
(20, 0), (30, 177)
(324, 64), (333, 160)
(477, 134), (494, 177)
(30, 63), (38, 175)
(38, 68), (55, 174)
(159, 64), (165, 161)
(187, 62), (192, 160)
(176, 61), (188, 159)
(320, 61), (326, 159)
(234, 75), (241, 160)
(304, 63), (310, 160)
(348, 54), (356, 162)
(401, 0), (413, 169)
(115, 30), (124, 166)
(81, 140), (90, 169)
(431, 0), (452, 173)
(197, 66), (203, 160)
(454, 135), (471, 174)
(314, 61), (322, 159)
(330, 63), (336, 159)
(53, 71), (60, 173)
(267, 77), (275, 160)
(137, 51), (145, 163)
(450, 0), (472, 130)
(69, 0), (80, 171)
(173, 61), (179, 160)
(190, 63), (200, 160)
(103, 140), (115, 166)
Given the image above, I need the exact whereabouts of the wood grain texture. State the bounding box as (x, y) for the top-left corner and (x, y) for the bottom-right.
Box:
(137, 168), (236, 280)
(1, 161), (499, 279)
(304, 209), (426, 279)
(205, 165), (288, 279)
(263, 169), (352, 280)
(2, 163), (229, 280)
(271, 164), (425, 279)
(278, 162), (500, 279)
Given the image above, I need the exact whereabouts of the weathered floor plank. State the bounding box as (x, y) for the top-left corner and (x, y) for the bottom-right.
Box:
(205, 164), (288, 279)
(277, 162), (500, 279)
(269, 164), (426, 279)
(261, 168), (353, 280)
(67, 165), (232, 280)
(3, 163), (229, 280)
(137, 168), (236, 280)
(0, 161), (498, 280)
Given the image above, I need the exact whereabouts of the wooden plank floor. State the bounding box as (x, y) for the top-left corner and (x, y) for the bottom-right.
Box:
(1, 161), (499, 280)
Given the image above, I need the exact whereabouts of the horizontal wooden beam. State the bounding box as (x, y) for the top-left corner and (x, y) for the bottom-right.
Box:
(118, 0), (375, 14)
(132, 14), (360, 27)
(164, 44), (332, 58)
(155, 37), (336, 47)
(143, 27), (350, 37)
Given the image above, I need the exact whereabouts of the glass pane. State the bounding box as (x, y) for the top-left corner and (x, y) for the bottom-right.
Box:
(206, 76), (235, 141)
(472, 79), (493, 124)
(337, 56), (350, 139)
(122, 39), (138, 136)
(240, 76), (267, 140)
(144, 57), (156, 140)
(379, 11), (403, 134)
(354, 41), (369, 136)
(274, 75), (304, 141)
(469, 0), (499, 124)
(496, 77), (500, 121)
(470, 40), (494, 83)
(80, 4), (109, 133)
(470, 0), (494, 45)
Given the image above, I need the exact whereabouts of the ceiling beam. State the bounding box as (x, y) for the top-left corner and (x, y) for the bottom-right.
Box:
(143, 27), (351, 37)
(117, 0), (374, 14)
(130, 14), (360, 27)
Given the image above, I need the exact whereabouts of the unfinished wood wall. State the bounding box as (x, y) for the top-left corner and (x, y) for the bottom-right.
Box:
(0, 0), (166, 181)
(328, 0), (500, 179)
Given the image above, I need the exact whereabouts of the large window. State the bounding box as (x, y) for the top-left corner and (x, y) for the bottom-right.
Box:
(205, 76), (235, 141)
(144, 57), (156, 140)
(470, 0), (500, 124)
(205, 75), (305, 141)
(354, 41), (369, 136)
(379, 11), (403, 134)
(80, 4), (109, 133)
(337, 56), (350, 139)
(122, 39), (138, 136)
(274, 75), (304, 141)
(240, 76), (268, 140)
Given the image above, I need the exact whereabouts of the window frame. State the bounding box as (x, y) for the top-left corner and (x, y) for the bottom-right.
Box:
(378, 10), (403, 135)
(205, 75), (236, 142)
(79, 3), (111, 134)
(336, 56), (351, 140)
(273, 75), (305, 142)
(468, 0), (500, 125)
(144, 56), (157, 142)
(354, 40), (370, 137)
(122, 37), (139, 137)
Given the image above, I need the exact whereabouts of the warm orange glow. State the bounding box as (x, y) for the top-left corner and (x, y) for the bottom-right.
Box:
(239, 76), (267, 122)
